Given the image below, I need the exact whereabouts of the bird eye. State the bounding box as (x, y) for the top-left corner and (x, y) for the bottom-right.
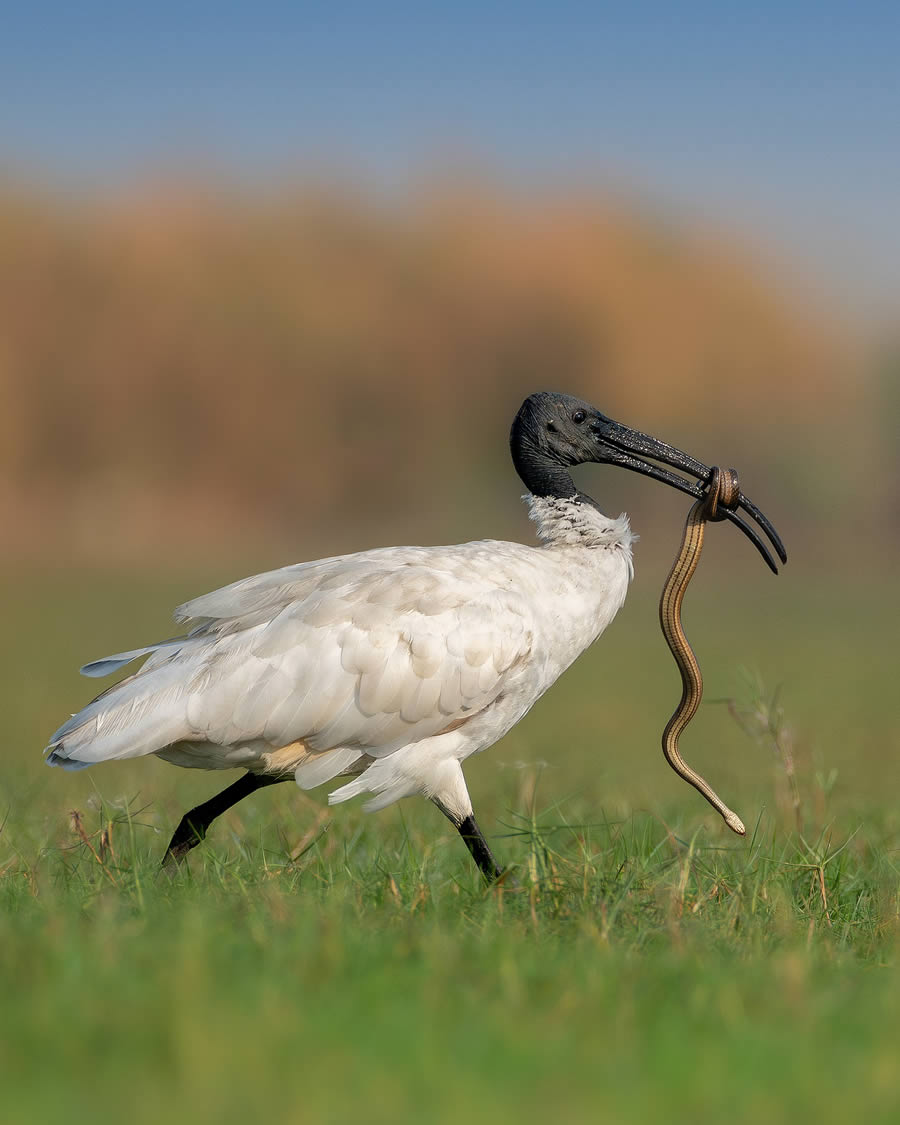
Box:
(572, 410), (586, 424)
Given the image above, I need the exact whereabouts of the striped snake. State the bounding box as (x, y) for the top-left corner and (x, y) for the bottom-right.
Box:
(659, 466), (746, 835)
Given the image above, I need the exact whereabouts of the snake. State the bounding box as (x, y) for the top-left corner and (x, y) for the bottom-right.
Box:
(659, 466), (746, 835)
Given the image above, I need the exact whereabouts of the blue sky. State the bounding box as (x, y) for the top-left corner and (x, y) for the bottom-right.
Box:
(2, 2), (897, 326)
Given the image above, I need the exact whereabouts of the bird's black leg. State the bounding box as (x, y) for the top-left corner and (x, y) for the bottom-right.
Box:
(162, 772), (288, 868)
(457, 813), (504, 883)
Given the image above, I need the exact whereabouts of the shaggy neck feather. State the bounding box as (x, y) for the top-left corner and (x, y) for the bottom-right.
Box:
(526, 493), (635, 558)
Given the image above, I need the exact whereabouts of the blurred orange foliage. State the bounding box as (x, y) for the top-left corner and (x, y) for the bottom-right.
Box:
(0, 178), (882, 567)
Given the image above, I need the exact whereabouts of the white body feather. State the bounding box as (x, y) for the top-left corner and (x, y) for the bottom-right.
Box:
(47, 497), (634, 823)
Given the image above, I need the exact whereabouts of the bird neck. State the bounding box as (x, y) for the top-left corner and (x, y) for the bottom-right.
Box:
(509, 425), (578, 499)
(509, 412), (634, 554)
(525, 493), (635, 555)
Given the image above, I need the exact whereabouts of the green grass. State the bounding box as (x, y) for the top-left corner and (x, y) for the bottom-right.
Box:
(2, 568), (899, 1124)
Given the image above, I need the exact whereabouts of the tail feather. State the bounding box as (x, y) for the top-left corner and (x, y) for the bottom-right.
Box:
(46, 662), (192, 769)
(79, 636), (190, 678)
(44, 751), (92, 771)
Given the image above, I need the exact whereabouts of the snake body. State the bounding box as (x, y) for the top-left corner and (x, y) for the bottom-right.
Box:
(659, 467), (746, 835)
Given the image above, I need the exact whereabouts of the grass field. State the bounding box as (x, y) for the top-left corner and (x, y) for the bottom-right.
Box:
(2, 566), (898, 1124)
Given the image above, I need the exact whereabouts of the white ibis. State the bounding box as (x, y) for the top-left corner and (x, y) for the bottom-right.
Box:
(46, 392), (785, 879)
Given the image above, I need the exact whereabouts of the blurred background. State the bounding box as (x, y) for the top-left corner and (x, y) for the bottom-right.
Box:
(1, 4), (897, 816)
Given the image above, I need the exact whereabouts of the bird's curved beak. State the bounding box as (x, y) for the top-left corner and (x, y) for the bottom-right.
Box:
(590, 412), (787, 574)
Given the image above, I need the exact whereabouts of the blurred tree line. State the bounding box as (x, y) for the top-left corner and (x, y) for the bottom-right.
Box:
(0, 179), (887, 570)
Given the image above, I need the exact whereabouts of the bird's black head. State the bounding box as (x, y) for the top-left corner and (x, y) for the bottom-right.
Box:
(509, 392), (600, 499)
(510, 391), (787, 573)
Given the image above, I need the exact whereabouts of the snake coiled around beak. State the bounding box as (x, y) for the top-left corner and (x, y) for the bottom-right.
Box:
(659, 467), (746, 835)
